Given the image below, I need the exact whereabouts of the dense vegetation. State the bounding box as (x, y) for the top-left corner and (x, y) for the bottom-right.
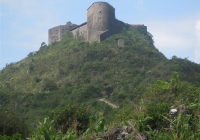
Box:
(0, 27), (200, 139)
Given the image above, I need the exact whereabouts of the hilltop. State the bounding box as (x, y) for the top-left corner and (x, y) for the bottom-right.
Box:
(1, 28), (199, 93)
(0, 27), (200, 138)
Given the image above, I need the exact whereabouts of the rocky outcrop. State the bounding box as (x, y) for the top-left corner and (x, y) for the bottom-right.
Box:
(86, 121), (147, 140)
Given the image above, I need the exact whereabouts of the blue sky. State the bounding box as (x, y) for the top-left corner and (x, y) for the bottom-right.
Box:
(1, 0), (200, 70)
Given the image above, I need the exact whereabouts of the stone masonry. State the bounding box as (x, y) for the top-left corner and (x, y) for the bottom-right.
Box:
(48, 2), (147, 45)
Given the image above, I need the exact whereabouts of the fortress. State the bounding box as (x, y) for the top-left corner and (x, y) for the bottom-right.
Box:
(48, 2), (147, 45)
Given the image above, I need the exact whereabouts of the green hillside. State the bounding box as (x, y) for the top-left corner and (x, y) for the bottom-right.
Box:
(0, 27), (200, 139)
(1, 28), (199, 92)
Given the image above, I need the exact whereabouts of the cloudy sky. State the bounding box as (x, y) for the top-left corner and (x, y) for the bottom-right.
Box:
(1, 0), (200, 70)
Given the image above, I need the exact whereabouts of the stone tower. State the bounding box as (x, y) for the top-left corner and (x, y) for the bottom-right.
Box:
(87, 2), (116, 42)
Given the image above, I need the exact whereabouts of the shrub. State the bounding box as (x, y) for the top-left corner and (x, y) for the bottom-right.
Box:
(42, 78), (58, 91)
(50, 104), (91, 133)
(145, 102), (170, 129)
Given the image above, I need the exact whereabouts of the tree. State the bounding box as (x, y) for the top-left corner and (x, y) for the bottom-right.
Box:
(0, 112), (29, 138)
(41, 42), (47, 47)
(40, 42), (47, 50)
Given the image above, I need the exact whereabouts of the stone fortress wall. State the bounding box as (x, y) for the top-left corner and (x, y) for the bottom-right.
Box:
(48, 22), (77, 45)
(48, 2), (147, 45)
(70, 22), (87, 40)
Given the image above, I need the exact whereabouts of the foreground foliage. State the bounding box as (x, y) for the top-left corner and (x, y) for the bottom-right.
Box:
(1, 73), (199, 139)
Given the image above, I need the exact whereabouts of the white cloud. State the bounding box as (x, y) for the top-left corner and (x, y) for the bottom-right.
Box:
(196, 20), (200, 30)
(1, 0), (35, 8)
(134, 0), (144, 11)
(1, 0), (59, 50)
(152, 31), (192, 50)
(144, 16), (200, 63)
(1, 0), (35, 17)
(16, 28), (47, 49)
(194, 19), (200, 63)
(147, 18), (195, 49)
(196, 19), (200, 42)
(194, 48), (200, 63)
